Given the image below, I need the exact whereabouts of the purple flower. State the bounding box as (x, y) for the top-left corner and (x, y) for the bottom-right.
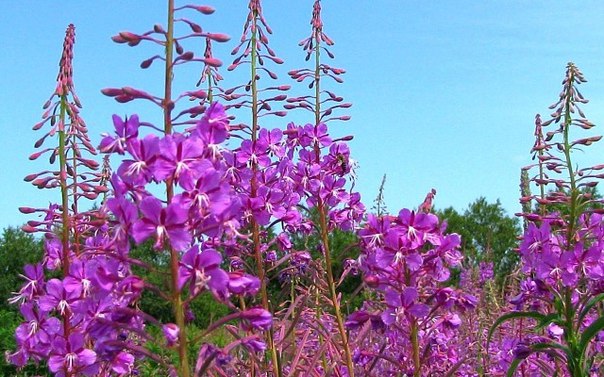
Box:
(241, 307), (272, 331)
(345, 310), (370, 330)
(243, 337), (267, 353)
(9, 263), (45, 304)
(106, 195), (138, 249)
(178, 164), (233, 217)
(99, 114), (139, 154)
(178, 245), (229, 296)
(43, 238), (63, 270)
(381, 287), (430, 325)
(259, 127), (284, 157)
(227, 271), (260, 296)
(108, 351), (135, 375)
(153, 133), (205, 187)
(300, 123), (331, 147)
(15, 303), (61, 347)
(237, 139), (271, 167)
(396, 209), (438, 249)
(48, 333), (98, 376)
(132, 196), (191, 251)
(64, 259), (93, 297)
(195, 102), (229, 145)
(117, 134), (159, 186)
(39, 278), (80, 316)
(163, 323), (180, 347)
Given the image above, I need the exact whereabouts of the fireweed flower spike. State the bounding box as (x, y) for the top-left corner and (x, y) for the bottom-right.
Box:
(101, 13), (292, 363)
(489, 63), (604, 377)
(10, 23), (135, 377)
(103, 9), (233, 370)
(349, 191), (473, 376)
(220, 1), (290, 374)
(286, 0), (352, 125)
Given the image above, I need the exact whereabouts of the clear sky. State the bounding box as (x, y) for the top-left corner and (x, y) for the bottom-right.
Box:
(2, 1), (604, 231)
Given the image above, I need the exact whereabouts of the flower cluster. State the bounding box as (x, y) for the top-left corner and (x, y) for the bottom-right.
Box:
(348, 202), (476, 376)
(489, 63), (604, 377)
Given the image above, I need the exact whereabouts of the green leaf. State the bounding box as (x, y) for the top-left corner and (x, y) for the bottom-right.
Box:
(530, 341), (570, 360)
(488, 311), (547, 345)
(578, 314), (604, 357)
(578, 293), (604, 324)
(535, 313), (562, 331)
(506, 358), (523, 377)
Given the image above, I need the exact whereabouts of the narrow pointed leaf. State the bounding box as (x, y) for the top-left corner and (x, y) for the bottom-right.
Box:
(488, 311), (546, 345)
(579, 315), (604, 356)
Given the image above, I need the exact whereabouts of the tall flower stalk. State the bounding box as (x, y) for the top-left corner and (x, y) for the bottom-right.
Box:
(288, 1), (355, 374)
(12, 24), (114, 377)
(104, 3), (271, 376)
(490, 63), (604, 377)
(223, 1), (288, 374)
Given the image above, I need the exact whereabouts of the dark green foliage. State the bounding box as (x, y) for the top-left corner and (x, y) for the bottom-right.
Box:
(129, 241), (229, 329)
(437, 197), (521, 284)
(287, 208), (363, 314)
(327, 229), (363, 314)
(0, 227), (44, 310)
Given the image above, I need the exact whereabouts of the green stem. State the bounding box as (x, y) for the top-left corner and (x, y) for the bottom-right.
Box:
(411, 319), (421, 377)
(249, 9), (281, 376)
(317, 202), (355, 376)
(58, 95), (71, 274)
(312, 26), (355, 377)
(163, 2), (189, 376)
(560, 69), (587, 377)
(58, 92), (74, 377)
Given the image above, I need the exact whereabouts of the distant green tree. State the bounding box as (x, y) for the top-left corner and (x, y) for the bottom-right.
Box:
(129, 241), (230, 329)
(0, 227), (44, 310)
(287, 207), (363, 313)
(437, 198), (521, 284)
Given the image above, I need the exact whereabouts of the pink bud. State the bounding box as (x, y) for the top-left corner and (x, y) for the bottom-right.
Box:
(22, 225), (38, 233)
(118, 31), (137, 40)
(111, 35), (127, 44)
(140, 58), (154, 69)
(115, 95), (133, 103)
(29, 149), (48, 161)
(101, 88), (122, 97)
(153, 24), (165, 33)
(187, 90), (207, 100)
(34, 134), (48, 148)
(82, 192), (98, 200)
(180, 51), (194, 61)
(207, 33), (230, 43)
(189, 5), (215, 14)
(202, 57), (222, 67)
(18, 207), (37, 214)
(32, 120), (47, 131)
(24, 173), (40, 182)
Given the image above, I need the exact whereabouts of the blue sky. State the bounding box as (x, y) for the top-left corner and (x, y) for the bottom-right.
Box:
(2, 1), (604, 231)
